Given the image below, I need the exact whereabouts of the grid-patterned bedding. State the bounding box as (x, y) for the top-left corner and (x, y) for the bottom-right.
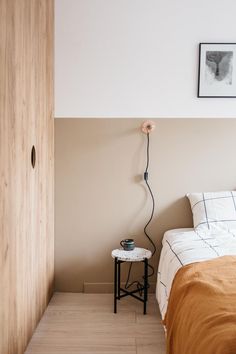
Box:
(156, 227), (236, 319)
(187, 191), (236, 232)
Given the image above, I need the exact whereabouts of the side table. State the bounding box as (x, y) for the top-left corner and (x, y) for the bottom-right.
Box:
(111, 247), (152, 314)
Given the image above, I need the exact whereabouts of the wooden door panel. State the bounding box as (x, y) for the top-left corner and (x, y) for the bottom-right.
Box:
(0, 1), (54, 353)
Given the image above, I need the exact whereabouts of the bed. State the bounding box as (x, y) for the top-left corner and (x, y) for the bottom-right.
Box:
(156, 191), (236, 354)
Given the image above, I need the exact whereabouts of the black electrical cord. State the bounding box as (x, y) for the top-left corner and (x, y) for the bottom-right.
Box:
(144, 133), (156, 257)
(125, 132), (156, 295)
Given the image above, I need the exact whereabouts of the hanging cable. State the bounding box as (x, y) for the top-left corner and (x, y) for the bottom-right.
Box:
(143, 132), (156, 278)
(144, 133), (156, 256)
(125, 130), (156, 294)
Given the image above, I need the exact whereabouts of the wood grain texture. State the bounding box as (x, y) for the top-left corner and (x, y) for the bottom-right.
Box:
(25, 294), (166, 354)
(0, 1), (54, 354)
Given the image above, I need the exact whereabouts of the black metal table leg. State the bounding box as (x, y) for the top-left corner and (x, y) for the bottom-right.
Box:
(114, 257), (118, 313)
(144, 258), (148, 314)
(118, 260), (121, 299)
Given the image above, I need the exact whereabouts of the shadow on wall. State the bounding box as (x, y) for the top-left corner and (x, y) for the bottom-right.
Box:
(55, 196), (193, 293)
(124, 196), (193, 287)
(151, 196), (193, 245)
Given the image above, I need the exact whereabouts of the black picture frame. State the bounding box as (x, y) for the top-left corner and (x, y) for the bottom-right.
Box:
(198, 43), (236, 98)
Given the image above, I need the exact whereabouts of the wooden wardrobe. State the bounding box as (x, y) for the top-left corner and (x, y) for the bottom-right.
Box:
(0, 1), (54, 353)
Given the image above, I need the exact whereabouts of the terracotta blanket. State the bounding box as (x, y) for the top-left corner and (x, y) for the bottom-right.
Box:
(164, 256), (236, 354)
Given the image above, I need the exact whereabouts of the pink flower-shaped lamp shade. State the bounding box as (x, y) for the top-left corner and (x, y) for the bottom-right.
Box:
(141, 120), (156, 134)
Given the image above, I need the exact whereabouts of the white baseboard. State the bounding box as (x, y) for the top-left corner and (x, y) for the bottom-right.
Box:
(83, 282), (156, 294)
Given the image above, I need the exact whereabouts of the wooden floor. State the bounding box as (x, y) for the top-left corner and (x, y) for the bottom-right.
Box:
(25, 293), (166, 354)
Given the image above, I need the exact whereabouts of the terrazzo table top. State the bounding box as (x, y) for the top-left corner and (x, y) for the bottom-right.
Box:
(111, 247), (152, 262)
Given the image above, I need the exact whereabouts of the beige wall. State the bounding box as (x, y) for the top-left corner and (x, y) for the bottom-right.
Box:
(55, 119), (236, 292)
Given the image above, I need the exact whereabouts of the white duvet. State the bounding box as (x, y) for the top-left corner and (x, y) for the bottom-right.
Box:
(156, 227), (236, 319)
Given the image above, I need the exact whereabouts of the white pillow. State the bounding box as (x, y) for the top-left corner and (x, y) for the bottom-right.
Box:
(187, 191), (236, 232)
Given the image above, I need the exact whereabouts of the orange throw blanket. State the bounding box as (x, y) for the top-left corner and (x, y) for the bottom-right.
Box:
(164, 256), (236, 354)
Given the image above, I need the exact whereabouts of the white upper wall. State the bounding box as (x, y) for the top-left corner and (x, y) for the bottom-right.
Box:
(55, 0), (236, 118)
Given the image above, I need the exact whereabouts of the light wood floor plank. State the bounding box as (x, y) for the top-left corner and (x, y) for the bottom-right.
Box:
(25, 293), (166, 354)
(136, 337), (166, 354)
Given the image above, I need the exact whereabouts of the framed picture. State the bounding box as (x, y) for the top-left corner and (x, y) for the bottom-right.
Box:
(198, 43), (236, 98)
